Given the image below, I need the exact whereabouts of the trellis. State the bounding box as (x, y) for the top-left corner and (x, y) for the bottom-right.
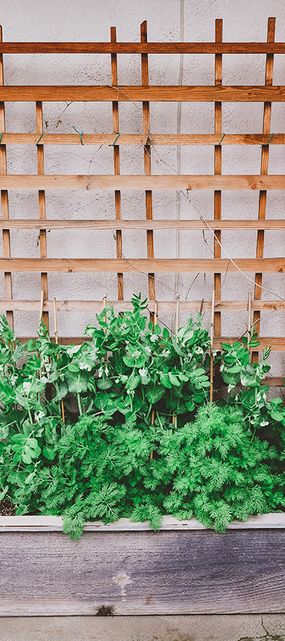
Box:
(0, 18), (284, 387)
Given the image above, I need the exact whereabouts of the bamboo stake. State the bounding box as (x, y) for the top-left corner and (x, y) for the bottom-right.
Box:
(53, 296), (65, 423)
(247, 292), (252, 334)
(210, 288), (215, 403)
(175, 297), (180, 335)
(39, 289), (44, 324)
(150, 301), (158, 460)
(247, 291), (252, 353)
(53, 297), (58, 344)
(172, 298), (180, 429)
(102, 294), (108, 329)
(154, 300), (158, 326)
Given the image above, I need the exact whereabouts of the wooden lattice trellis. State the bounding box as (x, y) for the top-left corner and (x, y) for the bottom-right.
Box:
(0, 18), (284, 387)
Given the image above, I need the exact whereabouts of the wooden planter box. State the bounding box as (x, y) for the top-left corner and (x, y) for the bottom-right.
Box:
(0, 514), (285, 616)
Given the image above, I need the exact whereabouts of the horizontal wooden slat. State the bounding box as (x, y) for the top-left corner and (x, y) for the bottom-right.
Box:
(264, 377), (285, 386)
(0, 298), (284, 312)
(11, 334), (285, 352)
(215, 337), (285, 351)
(1, 175), (285, 190)
(2, 133), (285, 145)
(1, 85), (285, 102)
(0, 257), (284, 272)
(1, 513), (284, 532)
(0, 218), (284, 230)
(0, 42), (285, 54)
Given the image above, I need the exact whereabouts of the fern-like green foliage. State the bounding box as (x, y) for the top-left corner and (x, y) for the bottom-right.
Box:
(161, 404), (284, 530)
(0, 297), (284, 538)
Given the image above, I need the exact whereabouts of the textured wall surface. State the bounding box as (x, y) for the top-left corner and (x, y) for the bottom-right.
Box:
(0, 0), (285, 374)
(1, 615), (285, 641)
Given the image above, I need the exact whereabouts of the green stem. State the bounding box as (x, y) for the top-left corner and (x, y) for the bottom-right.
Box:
(156, 411), (163, 430)
(146, 404), (152, 421)
(55, 382), (63, 418)
(77, 393), (83, 416)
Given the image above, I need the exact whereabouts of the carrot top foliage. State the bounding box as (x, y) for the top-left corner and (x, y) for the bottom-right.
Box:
(0, 294), (284, 538)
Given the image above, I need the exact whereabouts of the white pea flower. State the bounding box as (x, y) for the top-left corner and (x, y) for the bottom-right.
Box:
(23, 381), (31, 394)
(79, 361), (91, 371)
(35, 410), (45, 422)
(195, 346), (204, 354)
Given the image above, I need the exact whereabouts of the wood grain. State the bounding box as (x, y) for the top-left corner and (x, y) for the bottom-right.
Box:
(0, 218), (283, 230)
(0, 42), (284, 54)
(1, 175), (285, 190)
(141, 20), (155, 307)
(0, 526), (284, 615)
(1, 333), (283, 351)
(0, 298), (285, 312)
(0, 257), (284, 273)
(0, 24), (284, 385)
(253, 18), (275, 343)
(0, 26), (13, 327)
(214, 18), (223, 337)
(1, 86), (285, 102)
(110, 26), (123, 300)
(1, 133), (285, 145)
(35, 100), (49, 328)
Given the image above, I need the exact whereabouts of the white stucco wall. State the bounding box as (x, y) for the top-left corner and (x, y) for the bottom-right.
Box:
(0, 0), (285, 374)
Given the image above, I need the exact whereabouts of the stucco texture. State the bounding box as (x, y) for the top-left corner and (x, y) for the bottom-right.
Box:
(0, 0), (284, 374)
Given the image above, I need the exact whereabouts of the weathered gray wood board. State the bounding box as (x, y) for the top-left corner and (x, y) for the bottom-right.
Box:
(0, 525), (285, 615)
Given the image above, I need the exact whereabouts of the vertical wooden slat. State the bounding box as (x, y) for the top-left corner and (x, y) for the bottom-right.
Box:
(253, 17), (276, 356)
(36, 101), (49, 328)
(111, 26), (123, 300)
(210, 287), (215, 403)
(214, 19), (223, 339)
(140, 21), (155, 317)
(0, 25), (13, 327)
(0, 23), (282, 367)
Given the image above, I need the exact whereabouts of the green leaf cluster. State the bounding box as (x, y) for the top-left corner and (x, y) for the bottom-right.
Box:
(0, 298), (284, 537)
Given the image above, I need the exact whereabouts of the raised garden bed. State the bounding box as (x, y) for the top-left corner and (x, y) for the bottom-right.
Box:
(1, 514), (285, 616)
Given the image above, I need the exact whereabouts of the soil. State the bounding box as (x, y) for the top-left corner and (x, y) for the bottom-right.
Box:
(0, 499), (15, 516)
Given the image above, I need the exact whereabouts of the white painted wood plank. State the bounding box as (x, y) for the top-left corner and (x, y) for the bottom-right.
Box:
(0, 513), (284, 532)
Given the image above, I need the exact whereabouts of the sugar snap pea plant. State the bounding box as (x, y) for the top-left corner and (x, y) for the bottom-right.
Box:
(0, 294), (284, 536)
(220, 334), (285, 456)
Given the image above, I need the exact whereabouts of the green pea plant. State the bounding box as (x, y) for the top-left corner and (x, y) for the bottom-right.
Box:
(0, 295), (284, 538)
(219, 333), (285, 456)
